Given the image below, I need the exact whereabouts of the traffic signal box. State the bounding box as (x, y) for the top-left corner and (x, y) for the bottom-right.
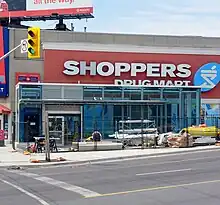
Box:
(27, 27), (41, 59)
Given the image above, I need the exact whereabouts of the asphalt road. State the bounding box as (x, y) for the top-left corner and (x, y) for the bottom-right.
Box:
(1, 149), (220, 205)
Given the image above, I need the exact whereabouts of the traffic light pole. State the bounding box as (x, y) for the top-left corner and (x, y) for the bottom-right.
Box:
(0, 43), (22, 62)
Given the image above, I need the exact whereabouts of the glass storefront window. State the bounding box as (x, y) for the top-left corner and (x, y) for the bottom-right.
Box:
(163, 89), (179, 100)
(124, 88), (141, 100)
(143, 89), (160, 100)
(130, 105), (142, 120)
(180, 91), (199, 127)
(169, 104), (180, 132)
(104, 87), (122, 100)
(84, 87), (103, 100)
(83, 104), (115, 139)
(63, 115), (81, 143)
(20, 85), (41, 99)
(202, 104), (220, 127)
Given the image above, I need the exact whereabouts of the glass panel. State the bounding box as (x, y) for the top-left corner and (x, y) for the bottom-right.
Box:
(190, 92), (197, 125)
(130, 105), (142, 120)
(20, 86), (41, 99)
(163, 89), (179, 100)
(143, 105), (150, 120)
(83, 104), (115, 139)
(84, 87), (102, 100)
(143, 102), (182, 132)
(104, 87), (122, 100)
(124, 88), (141, 100)
(49, 116), (64, 145)
(182, 88), (198, 92)
(157, 105), (164, 132)
(83, 104), (103, 139)
(143, 89), (160, 100)
(19, 107), (41, 142)
(102, 105), (114, 138)
(113, 105), (123, 132)
(122, 105), (142, 120)
(64, 115), (81, 144)
(178, 90), (200, 128)
(42, 85), (62, 99)
(202, 104), (220, 127)
(170, 104), (180, 132)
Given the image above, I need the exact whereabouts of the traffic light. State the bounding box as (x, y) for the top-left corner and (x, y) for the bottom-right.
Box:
(27, 27), (41, 59)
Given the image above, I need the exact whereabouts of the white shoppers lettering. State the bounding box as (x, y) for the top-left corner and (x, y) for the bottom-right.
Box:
(63, 61), (192, 78)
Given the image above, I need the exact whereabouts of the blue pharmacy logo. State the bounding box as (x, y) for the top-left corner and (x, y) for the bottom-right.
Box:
(193, 62), (220, 92)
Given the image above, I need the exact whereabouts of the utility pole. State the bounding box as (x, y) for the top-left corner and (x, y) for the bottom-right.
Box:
(45, 112), (50, 162)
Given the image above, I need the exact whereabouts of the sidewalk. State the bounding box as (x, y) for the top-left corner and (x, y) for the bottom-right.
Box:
(0, 145), (220, 168)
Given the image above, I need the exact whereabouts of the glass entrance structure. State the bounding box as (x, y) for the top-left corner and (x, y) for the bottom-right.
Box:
(15, 83), (201, 145)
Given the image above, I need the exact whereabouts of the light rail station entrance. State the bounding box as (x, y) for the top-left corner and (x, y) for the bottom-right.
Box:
(15, 83), (201, 145)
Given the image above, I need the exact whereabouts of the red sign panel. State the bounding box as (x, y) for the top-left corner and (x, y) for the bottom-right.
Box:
(16, 72), (41, 84)
(44, 49), (220, 99)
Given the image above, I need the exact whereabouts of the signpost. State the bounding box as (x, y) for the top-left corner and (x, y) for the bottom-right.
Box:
(0, 38), (28, 62)
(20, 39), (28, 54)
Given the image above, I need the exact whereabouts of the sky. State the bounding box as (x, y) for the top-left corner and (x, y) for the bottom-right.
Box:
(23, 0), (220, 37)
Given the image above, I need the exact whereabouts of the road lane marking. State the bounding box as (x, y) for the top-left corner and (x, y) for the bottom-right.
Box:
(136, 168), (192, 176)
(86, 179), (220, 198)
(0, 179), (50, 205)
(8, 171), (101, 198)
(29, 149), (220, 171)
(39, 155), (220, 176)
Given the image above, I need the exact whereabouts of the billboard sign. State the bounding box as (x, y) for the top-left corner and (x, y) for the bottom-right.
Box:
(44, 48), (220, 99)
(26, 0), (92, 11)
(0, 1), (8, 11)
(0, 26), (9, 98)
(0, 0), (93, 19)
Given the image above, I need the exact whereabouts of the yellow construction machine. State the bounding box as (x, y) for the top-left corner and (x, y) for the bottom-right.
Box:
(182, 124), (220, 137)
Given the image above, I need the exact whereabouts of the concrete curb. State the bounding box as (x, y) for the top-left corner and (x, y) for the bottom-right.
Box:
(2, 146), (220, 169)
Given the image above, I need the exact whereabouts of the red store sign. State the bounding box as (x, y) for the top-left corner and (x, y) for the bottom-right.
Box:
(44, 49), (220, 99)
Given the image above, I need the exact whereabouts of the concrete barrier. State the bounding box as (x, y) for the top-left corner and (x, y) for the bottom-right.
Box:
(72, 142), (123, 152)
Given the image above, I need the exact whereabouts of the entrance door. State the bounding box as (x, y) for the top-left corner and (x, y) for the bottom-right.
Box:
(24, 113), (40, 142)
(48, 116), (64, 146)
(65, 115), (81, 144)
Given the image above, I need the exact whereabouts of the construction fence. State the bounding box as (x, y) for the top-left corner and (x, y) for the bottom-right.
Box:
(15, 116), (220, 144)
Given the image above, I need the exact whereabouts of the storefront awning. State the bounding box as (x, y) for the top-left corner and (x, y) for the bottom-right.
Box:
(0, 104), (11, 114)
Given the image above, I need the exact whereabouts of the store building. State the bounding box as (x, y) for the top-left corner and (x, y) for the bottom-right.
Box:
(2, 28), (220, 144)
